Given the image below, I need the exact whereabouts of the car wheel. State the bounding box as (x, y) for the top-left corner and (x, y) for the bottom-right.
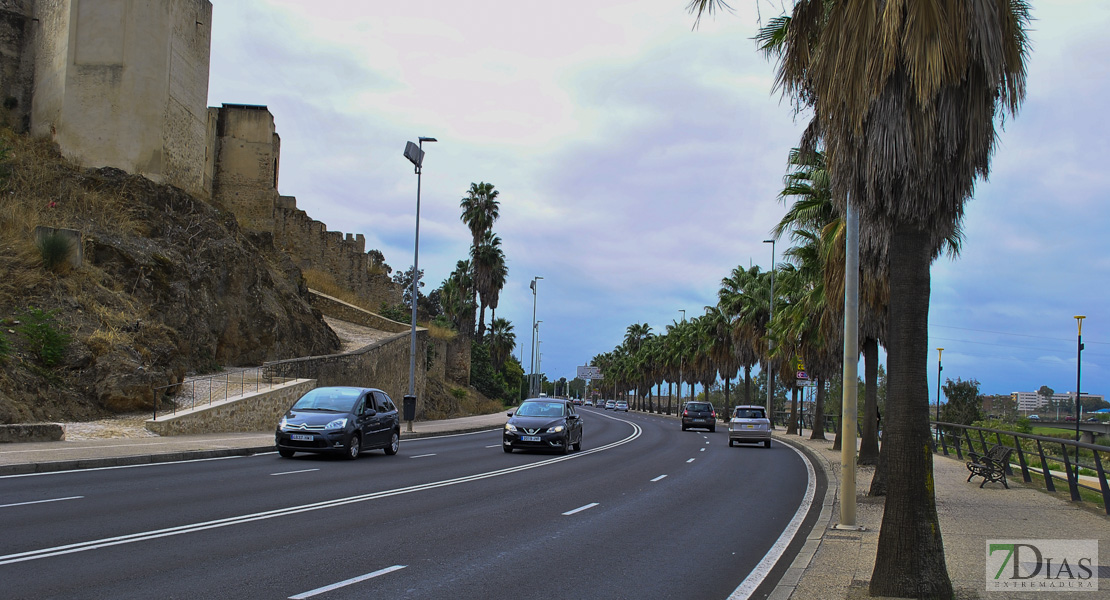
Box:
(709, 426), (716, 433)
(764, 440), (771, 448)
(503, 445), (513, 453)
(681, 425), (687, 431)
(278, 448), (295, 458)
(561, 438), (571, 455)
(728, 439), (734, 447)
(573, 436), (582, 452)
(344, 434), (361, 460)
(384, 430), (399, 455)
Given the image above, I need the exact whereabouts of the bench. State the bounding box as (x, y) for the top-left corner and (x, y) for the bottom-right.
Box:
(966, 444), (1013, 489)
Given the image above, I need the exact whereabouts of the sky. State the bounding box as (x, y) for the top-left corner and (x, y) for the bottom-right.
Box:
(206, 0), (1109, 400)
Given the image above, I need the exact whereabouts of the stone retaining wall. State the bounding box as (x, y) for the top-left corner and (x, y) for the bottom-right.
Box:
(0, 422), (65, 443)
(308, 291), (409, 333)
(145, 379), (315, 436)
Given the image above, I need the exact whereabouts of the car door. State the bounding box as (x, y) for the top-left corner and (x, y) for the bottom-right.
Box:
(375, 392), (399, 441)
(354, 393), (378, 444)
(566, 402), (582, 443)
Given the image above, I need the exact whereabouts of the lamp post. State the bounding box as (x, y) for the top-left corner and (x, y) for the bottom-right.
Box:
(529, 277), (543, 397)
(534, 321), (543, 396)
(763, 239), (776, 428)
(1075, 316), (1085, 466)
(679, 309), (686, 411)
(402, 136), (436, 432)
(936, 348), (944, 437)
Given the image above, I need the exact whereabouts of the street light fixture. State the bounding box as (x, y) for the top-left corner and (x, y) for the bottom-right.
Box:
(1075, 316), (1085, 467)
(763, 239), (776, 428)
(402, 136), (436, 432)
(530, 277), (543, 397)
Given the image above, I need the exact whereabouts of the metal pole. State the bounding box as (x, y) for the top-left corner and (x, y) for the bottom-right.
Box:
(529, 277), (541, 397)
(764, 239), (775, 428)
(936, 348), (944, 439)
(1076, 316), (1085, 466)
(838, 200), (860, 529)
(679, 309), (686, 408)
(407, 137), (435, 432)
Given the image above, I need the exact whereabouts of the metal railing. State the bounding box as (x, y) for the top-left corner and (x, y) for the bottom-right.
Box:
(152, 366), (297, 419)
(934, 421), (1110, 515)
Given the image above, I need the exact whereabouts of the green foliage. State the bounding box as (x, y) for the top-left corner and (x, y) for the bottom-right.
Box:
(17, 306), (71, 367)
(1014, 417), (1032, 433)
(451, 387), (467, 400)
(469, 341), (502, 401)
(378, 303), (411, 324)
(940, 377), (983, 425)
(36, 230), (74, 272)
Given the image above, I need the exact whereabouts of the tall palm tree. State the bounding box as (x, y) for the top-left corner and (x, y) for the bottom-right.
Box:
(688, 0), (1031, 595)
(719, 265), (765, 409)
(440, 260), (476, 335)
(459, 182), (500, 249)
(471, 231), (505, 340)
(704, 303), (738, 418)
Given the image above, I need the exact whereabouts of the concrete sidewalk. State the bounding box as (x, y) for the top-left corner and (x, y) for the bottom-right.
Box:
(771, 430), (1110, 599)
(0, 411), (508, 476)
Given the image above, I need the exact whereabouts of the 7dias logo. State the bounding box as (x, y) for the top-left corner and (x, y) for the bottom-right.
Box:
(986, 540), (1099, 592)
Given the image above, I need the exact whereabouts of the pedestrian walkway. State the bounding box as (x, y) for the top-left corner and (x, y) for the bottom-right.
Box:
(771, 430), (1110, 599)
(0, 411), (508, 476)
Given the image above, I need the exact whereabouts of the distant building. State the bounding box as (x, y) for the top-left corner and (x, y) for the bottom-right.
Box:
(1011, 391), (1105, 413)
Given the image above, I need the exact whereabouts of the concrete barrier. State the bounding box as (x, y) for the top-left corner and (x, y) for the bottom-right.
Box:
(0, 423), (66, 443)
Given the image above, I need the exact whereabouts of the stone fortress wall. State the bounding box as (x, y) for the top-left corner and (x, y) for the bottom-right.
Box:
(0, 0), (400, 309)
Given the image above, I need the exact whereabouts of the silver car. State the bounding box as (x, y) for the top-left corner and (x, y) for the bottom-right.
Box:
(728, 405), (771, 448)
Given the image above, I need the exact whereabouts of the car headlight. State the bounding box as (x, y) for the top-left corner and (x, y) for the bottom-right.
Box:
(505, 423), (517, 432)
(547, 425), (565, 433)
(279, 416), (288, 430)
(325, 418), (348, 430)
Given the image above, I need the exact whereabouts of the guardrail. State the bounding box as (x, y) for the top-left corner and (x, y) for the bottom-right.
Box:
(152, 366), (296, 419)
(934, 421), (1110, 515)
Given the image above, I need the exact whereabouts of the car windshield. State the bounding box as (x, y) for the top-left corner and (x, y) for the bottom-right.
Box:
(516, 402), (566, 417)
(734, 409), (765, 419)
(291, 388), (360, 412)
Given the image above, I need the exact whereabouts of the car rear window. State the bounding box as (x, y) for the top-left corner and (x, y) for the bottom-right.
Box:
(687, 403), (712, 411)
(734, 408), (765, 419)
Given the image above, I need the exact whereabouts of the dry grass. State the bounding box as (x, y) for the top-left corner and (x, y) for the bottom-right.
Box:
(426, 322), (456, 341)
(301, 269), (378, 313)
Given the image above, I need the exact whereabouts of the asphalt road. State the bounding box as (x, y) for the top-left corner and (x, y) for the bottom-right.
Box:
(0, 408), (823, 600)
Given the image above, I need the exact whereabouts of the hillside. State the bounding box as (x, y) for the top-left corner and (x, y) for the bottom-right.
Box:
(0, 131), (341, 423)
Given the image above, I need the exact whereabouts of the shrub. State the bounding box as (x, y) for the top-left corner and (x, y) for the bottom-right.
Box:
(36, 230), (74, 272)
(17, 306), (71, 367)
(378, 303), (410, 324)
(451, 387), (467, 400)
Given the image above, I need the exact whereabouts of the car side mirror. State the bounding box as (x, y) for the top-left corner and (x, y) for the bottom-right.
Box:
(507, 412), (514, 417)
(364, 409), (377, 417)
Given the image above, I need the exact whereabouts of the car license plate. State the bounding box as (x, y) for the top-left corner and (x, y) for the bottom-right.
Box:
(522, 436), (541, 442)
(291, 434), (313, 441)
(745, 425), (754, 429)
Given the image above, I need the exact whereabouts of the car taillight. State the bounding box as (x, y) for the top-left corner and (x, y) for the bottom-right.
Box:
(711, 412), (716, 419)
(683, 410), (689, 416)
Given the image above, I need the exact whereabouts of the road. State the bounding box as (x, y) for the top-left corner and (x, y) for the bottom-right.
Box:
(0, 408), (823, 600)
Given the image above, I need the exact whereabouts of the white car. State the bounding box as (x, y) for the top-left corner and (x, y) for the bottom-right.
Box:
(584, 400), (594, 407)
(729, 405), (771, 448)
(614, 400), (629, 412)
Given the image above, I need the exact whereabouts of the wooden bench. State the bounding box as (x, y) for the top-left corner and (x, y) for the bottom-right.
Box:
(966, 444), (1013, 489)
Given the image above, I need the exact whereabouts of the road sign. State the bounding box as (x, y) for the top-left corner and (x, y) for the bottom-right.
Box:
(577, 365), (603, 380)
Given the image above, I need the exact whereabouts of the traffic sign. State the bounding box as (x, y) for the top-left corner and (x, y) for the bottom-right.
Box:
(577, 365), (603, 380)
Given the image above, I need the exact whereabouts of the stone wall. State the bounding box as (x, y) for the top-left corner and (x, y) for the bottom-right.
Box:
(28, 0), (213, 198)
(0, 421), (63, 442)
(265, 330), (432, 418)
(0, 0), (33, 132)
(210, 103), (279, 232)
(276, 196), (400, 309)
(308, 291), (409, 334)
(145, 378), (314, 435)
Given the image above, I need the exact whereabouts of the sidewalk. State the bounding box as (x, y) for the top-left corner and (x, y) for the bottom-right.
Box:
(771, 429), (1110, 599)
(0, 411), (508, 476)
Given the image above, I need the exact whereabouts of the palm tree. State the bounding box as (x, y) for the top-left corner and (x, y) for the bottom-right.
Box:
(487, 318), (516, 370)
(459, 182), (500, 249)
(719, 265), (765, 410)
(440, 260), (476, 335)
(471, 231), (505, 340)
(704, 303), (738, 418)
(688, 0), (1031, 595)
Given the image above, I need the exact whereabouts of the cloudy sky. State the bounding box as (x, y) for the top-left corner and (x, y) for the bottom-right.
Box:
(207, 0), (1109, 400)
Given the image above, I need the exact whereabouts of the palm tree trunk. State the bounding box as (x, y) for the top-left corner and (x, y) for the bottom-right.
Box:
(810, 378), (826, 440)
(744, 365), (752, 405)
(869, 225), (953, 598)
(859, 337), (880, 465)
(723, 377), (731, 420)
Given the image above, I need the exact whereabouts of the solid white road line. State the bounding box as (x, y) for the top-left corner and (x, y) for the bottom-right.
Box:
(270, 469), (319, 476)
(562, 503), (599, 516)
(0, 496), (83, 509)
(650, 475), (667, 482)
(0, 456), (243, 479)
(485, 444), (501, 448)
(727, 440), (817, 600)
(409, 454), (436, 459)
(289, 565), (406, 599)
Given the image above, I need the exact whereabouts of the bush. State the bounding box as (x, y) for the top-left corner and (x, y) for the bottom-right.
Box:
(378, 303), (410, 324)
(17, 306), (71, 367)
(36, 230), (74, 272)
(451, 387), (467, 400)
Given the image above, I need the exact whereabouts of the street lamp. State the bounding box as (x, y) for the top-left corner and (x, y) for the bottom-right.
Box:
(936, 348), (944, 436)
(679, 309), (686, 411)
(402, 136), (436, 432)
(1075, 316), (1085, 466)
(763, 239), (776, 428)
(530, 276), (542, 396)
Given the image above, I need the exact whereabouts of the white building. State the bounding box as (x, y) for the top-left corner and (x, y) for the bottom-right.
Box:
(1012, 391), (1106, 413)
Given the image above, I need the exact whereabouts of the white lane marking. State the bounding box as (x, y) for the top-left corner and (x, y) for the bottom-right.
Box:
(0, 421), (643, 566)
(0, 496), (83, 509)
(650, 475), (667, 482)
(687, 458), (695, 463)
(0, 455), (243, 479)
(706, 441), (711, 444)
(270, 469), (319, 476)
(728, 440), (817, 600)
(485, 445), (501, 448)
(562, 503), (599, 516)
(700, 448), (706, 452)
(409, 454), (436, 459)
(290, 565), (406, 599)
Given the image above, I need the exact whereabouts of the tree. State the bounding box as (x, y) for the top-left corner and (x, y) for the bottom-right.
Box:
(471, 231), (506, 340)
(940, 378), (983, 426)
(1038, 385), (1055, 412)
(487, 317), (516, 370)
(392, 266), (424, 310)
(688, 0), (1031, 595)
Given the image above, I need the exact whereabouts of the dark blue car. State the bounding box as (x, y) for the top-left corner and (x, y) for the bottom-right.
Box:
(276, 387), (400, 459)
